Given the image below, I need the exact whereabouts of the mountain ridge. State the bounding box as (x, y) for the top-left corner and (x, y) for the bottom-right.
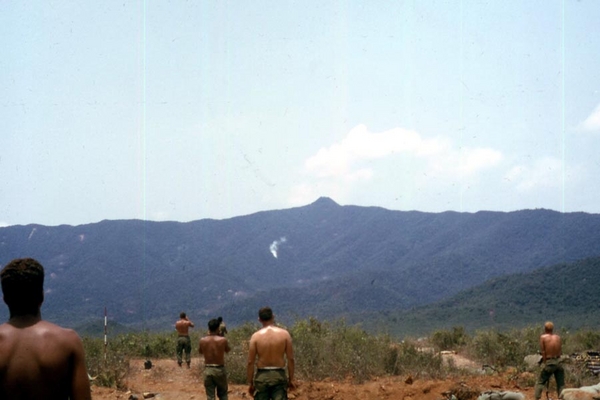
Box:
(1, 198), (599, 335)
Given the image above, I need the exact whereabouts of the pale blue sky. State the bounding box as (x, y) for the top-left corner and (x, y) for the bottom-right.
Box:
(1, 1), (599, 227)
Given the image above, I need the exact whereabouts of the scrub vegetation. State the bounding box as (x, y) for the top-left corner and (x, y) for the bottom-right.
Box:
(83, 318), (600, 390)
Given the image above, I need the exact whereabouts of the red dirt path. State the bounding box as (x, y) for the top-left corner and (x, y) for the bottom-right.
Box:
(90, 356), (542, 400)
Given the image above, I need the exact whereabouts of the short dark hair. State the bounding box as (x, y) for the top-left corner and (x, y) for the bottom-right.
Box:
(258, 307), (273, 322)
(1, 258), (45, 316)
(208, 318), (220, 332)
(180, 312), (186, 319)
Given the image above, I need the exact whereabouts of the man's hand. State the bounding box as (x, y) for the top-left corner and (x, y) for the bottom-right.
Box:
(248, 384), (255, 396)
(288, 381), (296, 391)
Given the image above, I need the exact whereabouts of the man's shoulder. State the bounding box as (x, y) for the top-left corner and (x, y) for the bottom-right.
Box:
(255, 325), (291, 338)
(0, 322), (13, 342)
(272, 325), (291, 335)
(39, 321), (80, 340)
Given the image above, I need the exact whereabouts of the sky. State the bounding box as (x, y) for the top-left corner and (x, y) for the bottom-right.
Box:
(1, 1), (599, 227)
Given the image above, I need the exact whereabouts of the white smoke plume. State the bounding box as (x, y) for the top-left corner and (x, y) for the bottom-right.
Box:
(269, 237), (287, 258)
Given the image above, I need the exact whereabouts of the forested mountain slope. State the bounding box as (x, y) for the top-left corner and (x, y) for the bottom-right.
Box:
(1, 197), (599, 331)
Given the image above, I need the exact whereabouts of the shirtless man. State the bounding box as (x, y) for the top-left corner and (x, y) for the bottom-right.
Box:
(199, 318), (231, 400)
(0, 258), (91, 400)
(534, 321), (564, 400)
(175, 312), (195, 367)
(247, 307), (295, 400)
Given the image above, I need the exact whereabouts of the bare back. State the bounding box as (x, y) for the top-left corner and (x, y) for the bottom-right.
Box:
(199, 335), (230, 365)
(0, 319), (91, 400)
(540, 333), (562, 361)
(175, 319), (194, 336)
(250, 326), (292, 368)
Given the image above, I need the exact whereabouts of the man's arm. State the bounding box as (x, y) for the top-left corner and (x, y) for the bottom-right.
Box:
(540, 335), (547, 362)
(247, 337), (257, 394)
(69, 332), (92, 400)
(198, 338), (204, 356)
(285, 333), (295, 388)
(225, 338), (231, 353)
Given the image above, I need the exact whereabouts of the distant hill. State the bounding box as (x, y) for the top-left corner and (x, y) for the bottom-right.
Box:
(361, 256), (600, 338)
(1, 198), (600, 334)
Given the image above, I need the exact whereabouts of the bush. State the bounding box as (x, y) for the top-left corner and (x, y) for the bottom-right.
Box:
(431, 326), (469, 351)
(290, 318), (397, 382)
(83, 337), (129, 389)
(82, 320), (600, 390)
(385, 339), (445, 379)
(565, 329), (600, 354)
(466, 327), (538, 370)
(224, 322), (259, 384)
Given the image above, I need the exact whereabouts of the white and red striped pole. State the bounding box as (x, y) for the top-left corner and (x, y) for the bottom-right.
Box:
(104, 307), (107, 362)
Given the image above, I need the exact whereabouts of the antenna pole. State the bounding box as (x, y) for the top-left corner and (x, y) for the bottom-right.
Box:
(104, 307), (108, 362)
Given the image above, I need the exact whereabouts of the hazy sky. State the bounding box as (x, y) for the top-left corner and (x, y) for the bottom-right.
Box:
(2, 1), (599, 227)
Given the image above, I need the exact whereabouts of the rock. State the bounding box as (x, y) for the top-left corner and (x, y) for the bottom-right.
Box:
(523, 354), (542, 370)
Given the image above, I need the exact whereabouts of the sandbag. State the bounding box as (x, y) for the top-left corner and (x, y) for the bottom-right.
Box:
(477, 391), (525, 400)
(560, 382), (600, 400)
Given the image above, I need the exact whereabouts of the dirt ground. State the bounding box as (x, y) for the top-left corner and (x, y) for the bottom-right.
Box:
(90, 355), (544, 400)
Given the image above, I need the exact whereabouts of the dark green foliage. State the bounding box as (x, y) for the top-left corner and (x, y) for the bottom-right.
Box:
(431, 326), (468, 351)
(361, 256), (600, 337)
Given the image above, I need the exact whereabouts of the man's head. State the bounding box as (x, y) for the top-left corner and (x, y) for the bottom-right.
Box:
(544, 321), (554, 333)
(180, 312), (186, 319)
(208, 318), (220, 333)
(258, 306), (274, 322)
(1, 258), (45, 316)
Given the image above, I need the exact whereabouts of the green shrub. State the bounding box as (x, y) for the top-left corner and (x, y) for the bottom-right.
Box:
(224, 322), (258, 384)
(83, 337), (129, 389)
(82, 319), (600, 389)
(565, 329), (600, 354)
(431, 326), (469, 351)
(385, 339), (445, 379)
(467, 327), (538, 370)
(290, 318), (396, 383)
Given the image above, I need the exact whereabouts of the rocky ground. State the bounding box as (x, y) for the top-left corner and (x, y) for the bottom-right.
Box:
(89, 355), (548, 400)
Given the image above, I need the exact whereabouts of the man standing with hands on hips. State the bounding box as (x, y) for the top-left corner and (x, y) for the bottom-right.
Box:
(247, 306), (295, 399)
(534, 321), (564, 400)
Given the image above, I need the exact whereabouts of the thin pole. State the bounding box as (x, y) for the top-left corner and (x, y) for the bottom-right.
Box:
(104, 307), (108, 362)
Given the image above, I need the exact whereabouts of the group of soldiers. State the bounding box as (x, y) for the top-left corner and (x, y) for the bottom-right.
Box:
(0, 257), (570, 400)
(175, 308), (294, 400)
(0, 258), (294, 400)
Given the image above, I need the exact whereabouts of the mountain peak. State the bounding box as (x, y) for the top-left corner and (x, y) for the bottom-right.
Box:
(310, 197), (339, 208)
